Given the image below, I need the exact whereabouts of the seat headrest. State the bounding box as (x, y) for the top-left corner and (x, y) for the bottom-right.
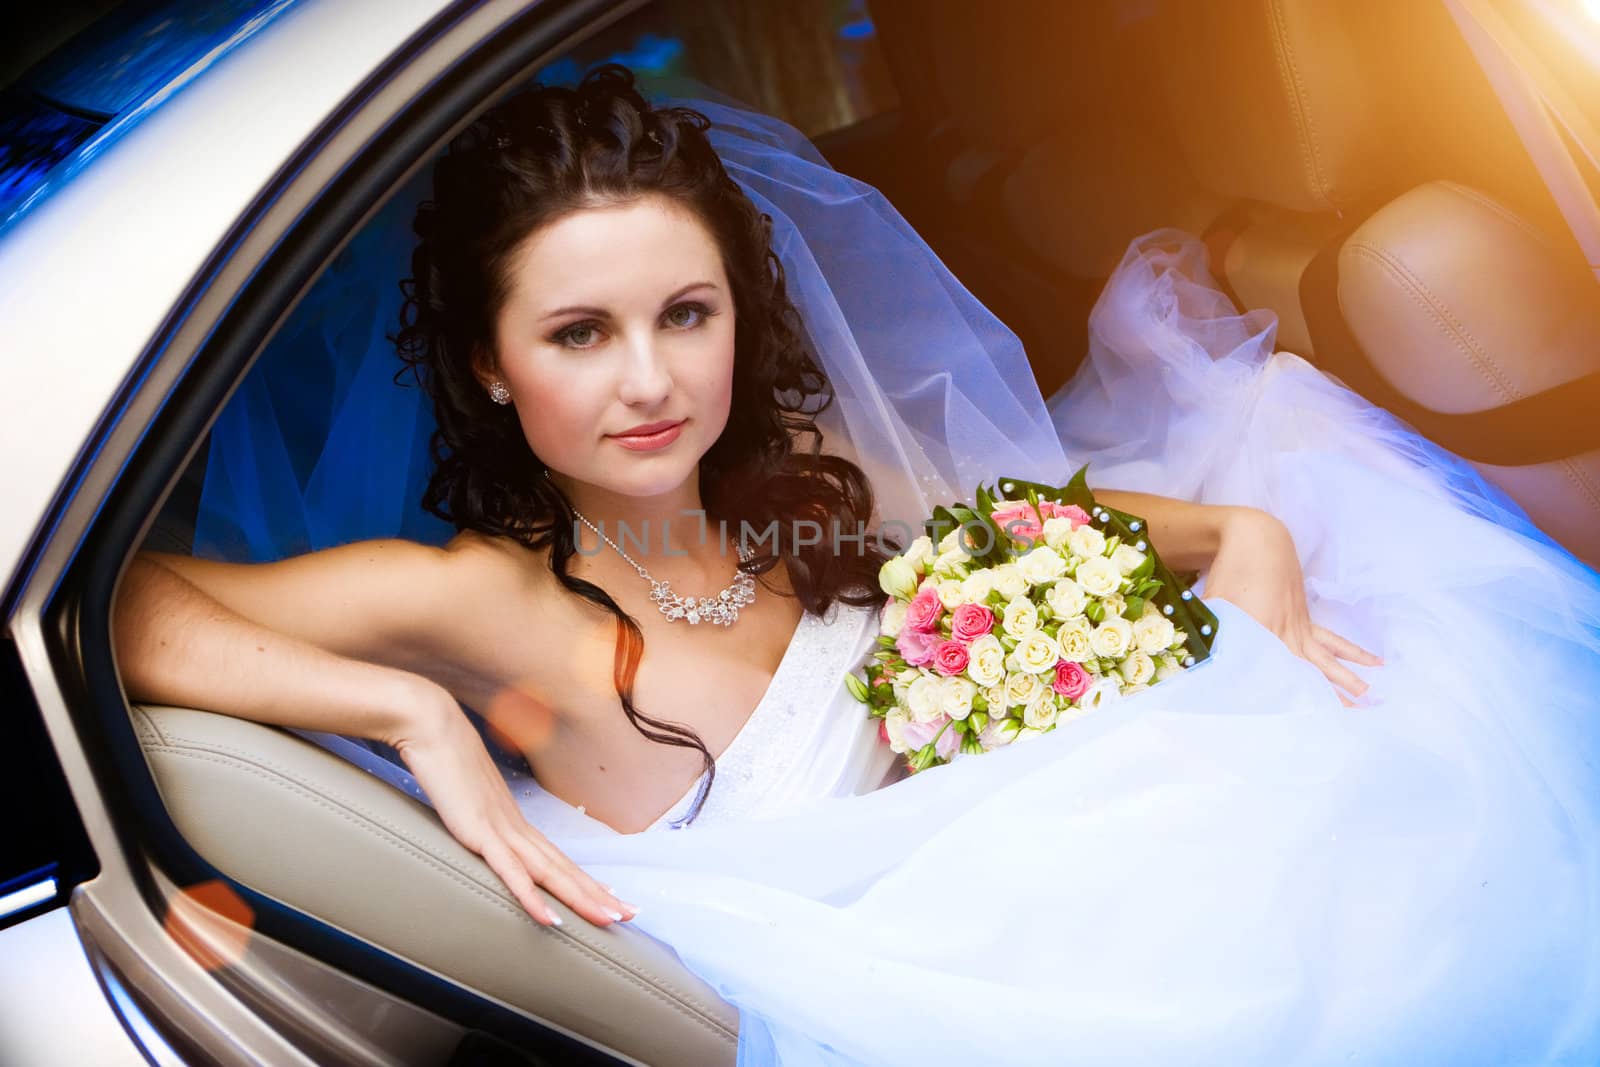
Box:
(1339, 180), (1600, 414)
(1157, 0), (1395, 212)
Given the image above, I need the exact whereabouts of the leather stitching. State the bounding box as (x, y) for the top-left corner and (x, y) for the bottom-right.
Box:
(131, 704), (169, 746)
(1558, 454), (1600, 518)
(143, 738), (738, 1043)
(1267, 0), (1327, 208)
(1342, 243), (1521, 404)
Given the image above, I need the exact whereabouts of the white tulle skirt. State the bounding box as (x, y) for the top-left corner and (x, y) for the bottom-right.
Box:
(555, 232), (1600, 1066)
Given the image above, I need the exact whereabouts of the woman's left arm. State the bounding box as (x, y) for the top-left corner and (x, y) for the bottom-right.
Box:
(1095, 489), (1383, 706)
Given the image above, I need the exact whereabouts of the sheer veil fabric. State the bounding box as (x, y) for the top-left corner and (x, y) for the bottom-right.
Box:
(192, 94), (1600, 1064)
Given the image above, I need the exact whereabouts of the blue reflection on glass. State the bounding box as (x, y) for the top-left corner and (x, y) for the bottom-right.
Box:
(0, 0), (293, 232)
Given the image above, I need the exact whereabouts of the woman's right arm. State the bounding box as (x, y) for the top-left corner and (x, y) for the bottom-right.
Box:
(112, 545), (637, 928)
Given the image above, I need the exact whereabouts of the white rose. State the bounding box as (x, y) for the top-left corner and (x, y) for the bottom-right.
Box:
(991, 563), (1029, 600)
(1090, 616), (1136, 659)
(878, 556), (919, 600)
(1045, 578), (1087, 620)
(1041, 516), (1075, 551)
(938, 676), (978, 720)
(1017, 545), (1068, 585)
(1155, 654), (1184, 682)
(1022, 692), (1060, 730)
(1004, 670), (1043, 707)
(1068, 524), (1107, 560)
(906, 674), (944, 723)
(1100, 592), (1127, 620)
(1080, 676), (1123, 711)
(1075, 556), (1121, 597)
(903, 535), (935, 573)
(892, 667), (919, 703)
(1133, 614), (1177, 654)
(960, 568), (996, 604)
(1117, 650), (1155, 686)
(938, 527), (968, 554)
(880, 599), (909, 639)
(1111, 543), (1147, 576)
(967, 634), (1007, 687)
(983, 682), (1010, 714)
(1008, 630), (1061, 674)
(884, 707), (912, 753)
(1013, 726), (1047, 744)
(936, 579), (967, 610)
(1001, 596), (1040, 639)
(1055, 616), (1094, 662)
(932, 547), (971, 578)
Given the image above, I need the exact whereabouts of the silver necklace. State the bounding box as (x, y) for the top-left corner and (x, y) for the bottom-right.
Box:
(571, 509), (757, 627)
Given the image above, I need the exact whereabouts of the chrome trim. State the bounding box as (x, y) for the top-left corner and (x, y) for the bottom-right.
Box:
(0, 877), (57, 920)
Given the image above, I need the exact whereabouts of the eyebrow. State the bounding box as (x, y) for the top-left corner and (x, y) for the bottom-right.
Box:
(539, 280), (719, 322)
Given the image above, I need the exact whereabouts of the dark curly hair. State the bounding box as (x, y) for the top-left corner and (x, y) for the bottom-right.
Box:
(392, 64), (893, 823)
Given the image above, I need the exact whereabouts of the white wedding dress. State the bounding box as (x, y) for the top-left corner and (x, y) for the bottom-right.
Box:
(303, 232), (1600, 1065)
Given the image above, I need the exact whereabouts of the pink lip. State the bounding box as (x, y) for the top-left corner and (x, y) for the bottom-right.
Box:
(608, 419), (685, 452)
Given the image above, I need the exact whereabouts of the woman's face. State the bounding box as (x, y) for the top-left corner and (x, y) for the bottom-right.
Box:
(482, 193), (737, 502)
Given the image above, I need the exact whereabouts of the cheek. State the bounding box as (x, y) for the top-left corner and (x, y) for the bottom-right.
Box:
(504, 362), (602, 457)
(693, 320), (738, 418)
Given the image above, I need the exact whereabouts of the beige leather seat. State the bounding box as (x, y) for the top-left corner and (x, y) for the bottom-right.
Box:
(133, 703), (739, 1066)
(1151, 0), (1600, 567)
(867, 0), (1227, 395)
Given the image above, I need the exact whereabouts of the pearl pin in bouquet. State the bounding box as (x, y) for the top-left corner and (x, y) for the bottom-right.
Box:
(845, 465), (1220, 772)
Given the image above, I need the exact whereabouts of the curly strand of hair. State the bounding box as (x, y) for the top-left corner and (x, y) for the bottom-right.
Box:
(545, 518), (716, 827)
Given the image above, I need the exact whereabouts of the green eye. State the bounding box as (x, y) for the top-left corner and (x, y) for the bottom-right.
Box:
(554, 322), (600, 348)
(665, 302), (709, 329)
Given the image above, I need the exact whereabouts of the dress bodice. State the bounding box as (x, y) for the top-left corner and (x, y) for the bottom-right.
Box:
(495, 599), (896, 836)
(645, 600), (897, 830)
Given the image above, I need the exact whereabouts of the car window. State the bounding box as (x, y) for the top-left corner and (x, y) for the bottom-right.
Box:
(534, 0), (899, 138)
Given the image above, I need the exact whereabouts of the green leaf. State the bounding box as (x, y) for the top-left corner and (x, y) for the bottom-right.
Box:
(1122, 596), (1146, 621)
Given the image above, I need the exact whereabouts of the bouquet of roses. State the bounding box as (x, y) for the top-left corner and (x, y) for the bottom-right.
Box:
(845, 466), (1219, 772)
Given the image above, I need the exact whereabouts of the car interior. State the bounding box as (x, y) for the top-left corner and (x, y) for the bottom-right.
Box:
(120, 1), (1600, 1064)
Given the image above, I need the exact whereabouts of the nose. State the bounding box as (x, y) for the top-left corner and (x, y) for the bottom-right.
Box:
(616, 331), (673, 408)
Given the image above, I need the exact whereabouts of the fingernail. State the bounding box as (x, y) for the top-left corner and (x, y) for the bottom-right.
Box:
(548, 914), (564, 927)
(606, 909), (624, 922)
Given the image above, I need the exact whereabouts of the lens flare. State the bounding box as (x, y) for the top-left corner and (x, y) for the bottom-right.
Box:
(164, 880), (255, 972)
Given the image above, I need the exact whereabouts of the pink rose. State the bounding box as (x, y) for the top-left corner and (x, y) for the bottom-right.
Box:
(878, 719), (891, 744)
(904, 584), (943, 633)
(932, 639), (971, 677)
(896, 627), (940, 667)
(1054, 503), (1093, 529)
(1052, 660), (1092, 701)
(991, 500), (1093, 546)
(950, 603), (995, 643)
(900, 717), (941, 751)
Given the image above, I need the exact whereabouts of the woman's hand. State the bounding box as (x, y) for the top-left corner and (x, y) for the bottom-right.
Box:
(386, 685), (637, 928)
(1202, 509), (1383, 706)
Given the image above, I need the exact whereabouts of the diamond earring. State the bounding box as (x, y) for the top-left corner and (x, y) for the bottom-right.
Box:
(488, 380), (511, 405)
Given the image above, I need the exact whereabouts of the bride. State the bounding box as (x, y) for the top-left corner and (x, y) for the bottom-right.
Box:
(114, 65), (1600, 1064)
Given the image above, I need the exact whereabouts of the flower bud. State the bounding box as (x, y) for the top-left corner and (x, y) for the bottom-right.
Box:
(878, 556), (919, 600)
